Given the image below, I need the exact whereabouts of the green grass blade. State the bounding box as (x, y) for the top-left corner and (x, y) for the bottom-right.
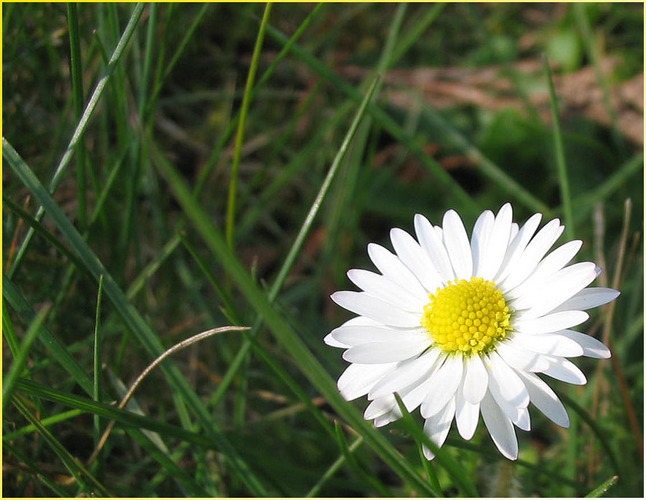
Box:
(394, 393), (476, 497)
(3, 440), (71, 497)
(3, 303), (51, 411)
(226, 2), (272, 248)
(585, 475), (619, 498)
(3, 137), (269, 496)
(151, 76), (437, 496)
(8, 3), (145, 279)
(264, 20), (482, 217)
(557, 390), (621, 475)
(543, 54), (574, 240)
(419, 101), (550, 215)
(11, 395), (113, 497)
(93, 275), (104, 465)
(67, 2), (87, 230)
(3, 274), (94, 395)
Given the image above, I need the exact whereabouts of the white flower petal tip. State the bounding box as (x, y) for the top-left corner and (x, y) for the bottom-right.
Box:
(325, 204), (619, 461)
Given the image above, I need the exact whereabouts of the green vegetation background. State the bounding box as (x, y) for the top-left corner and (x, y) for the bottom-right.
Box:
(3, 2), (643, 497)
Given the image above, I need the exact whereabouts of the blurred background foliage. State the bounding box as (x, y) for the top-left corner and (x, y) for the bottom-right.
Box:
(3, 2), (643, 497)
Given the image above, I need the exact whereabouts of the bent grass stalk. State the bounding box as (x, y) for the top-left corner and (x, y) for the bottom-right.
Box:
(87, 326), (249, 465)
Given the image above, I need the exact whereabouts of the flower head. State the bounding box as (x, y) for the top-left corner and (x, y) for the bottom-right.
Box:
(325, 204), (619, 460)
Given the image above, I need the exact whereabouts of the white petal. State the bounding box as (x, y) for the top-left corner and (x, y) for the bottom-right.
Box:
(422, 398), (456, 460)
(324, 331), (349, 348)
(462, 355), (488, 404)
(514, 310), (589, 334)
(540, 356), (587, 385)
(421, 355), (463, 418)
(551, 287), (620, 313)
(347, 269), (428, 311)
(442, 210), (473, 280)
(331, 324), (428, 347)
(338, 362), (396, 400)
(559, 330), (611, 359)
(366, 243), (429, 298)
(390, 228), (443, 292)
(414, 214), (455, 283)
(512, 262), (598, 319)
(501, 218), (563, 291)
(471, 209), (494, 278)
(480, 391), (518, 460)
(511, 332), (584, 357)
(364, 394), (397, 421)
(325, 316), (378, 347)
(456, 385), (480, 440)
(368, 349), (441, 399)
(496, 341), (550, 372)
(475, 203), (513, 280)
(516, 370), (569, 428)
(506, 240), (583, 301)
(331, 291), (421, 327)
(495, 213), (542, 283)
(485, 351), (530, 408)
(343, 338), (429, 364)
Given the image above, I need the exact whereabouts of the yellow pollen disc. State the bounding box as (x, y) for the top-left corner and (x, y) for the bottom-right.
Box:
(420, 277), (512, 356)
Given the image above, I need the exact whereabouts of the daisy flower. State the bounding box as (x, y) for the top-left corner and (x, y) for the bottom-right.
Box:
(324, 203), (619, 460)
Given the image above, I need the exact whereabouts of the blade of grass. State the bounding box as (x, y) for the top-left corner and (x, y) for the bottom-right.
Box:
(418, 98), (551, 215)
(12, 379), (213, 497)
(394, 393), (476, 497)
(226, 2), (272, 249)
(8, 3), (145, 278)
(3, 274), (94, 395)
(333, 422), (392, 497)
(11, 395), (113, 497)
(151, 77), (437, 496)
(67, 2), (87, 230)
(543, 54), (574, 240)
(573, 3), (627, 159)
(556, 389), (621, 475)
(4, 408), (84, 441)
(92, 275), (104, 475)
(265, 20), (482, 218)
(3, 137), (269, 496)
(305, 435), (365, 497)
(3, 440), (71, 497)
(3, 302), (52, 411)
(572, 153), (643, 214)
(195, 3), (326, 197)
(585, 475), (619, 498)
(2, 297), (21, 357)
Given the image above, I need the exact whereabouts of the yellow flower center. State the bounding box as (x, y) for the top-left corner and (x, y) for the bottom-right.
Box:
(421, 277), (512, 356)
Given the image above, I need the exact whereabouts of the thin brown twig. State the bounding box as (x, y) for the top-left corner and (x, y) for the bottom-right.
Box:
(86, 325), (249, 466)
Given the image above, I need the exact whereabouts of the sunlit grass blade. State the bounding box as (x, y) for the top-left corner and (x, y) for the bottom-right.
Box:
(543, 54), (574, 240)
(3, 137), (269, 496)
(3, 303), (51, 411)
(226, 2), (272, 248)
(151, 77), (437, 496)
(8, 3), (145, 278)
